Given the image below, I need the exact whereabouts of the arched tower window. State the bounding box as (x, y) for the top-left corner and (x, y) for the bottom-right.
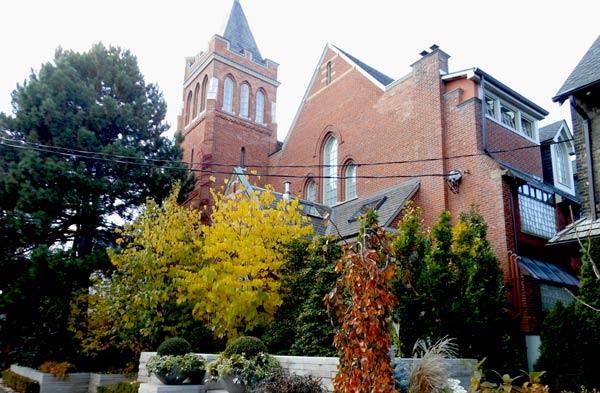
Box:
(185, 91), (193, 125)
(345, 162), (357, 200)
(305, 179), (317, 202)
(326, 62), (332, 85)
(323, 135), (338, 206)
(192, 83), (200, 119)
(200, 76), (208, 112)
(240, 83), (250, 118)
(255, 90), (265, 124)
(240, 146), (246, 168)
(223, 76), (234, 112)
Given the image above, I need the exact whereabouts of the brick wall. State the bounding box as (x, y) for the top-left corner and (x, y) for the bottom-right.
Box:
(179, 34), (279, 211)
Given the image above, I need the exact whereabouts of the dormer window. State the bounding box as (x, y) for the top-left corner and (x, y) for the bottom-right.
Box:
(521, 118), (534, 138)
(485, 93), (538, 142)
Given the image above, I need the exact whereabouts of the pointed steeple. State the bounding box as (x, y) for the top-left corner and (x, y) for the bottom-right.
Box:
(223, 0), (263, 62)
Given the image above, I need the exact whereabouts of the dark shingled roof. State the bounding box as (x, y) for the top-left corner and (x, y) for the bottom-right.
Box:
(333, 45), (395, 86)
(539, 120), (564, 143)
(226, 168), (420, 240)
(326, 178), (420, 239)
(554, 35), (600, 102)
(223, 0), (263, 63)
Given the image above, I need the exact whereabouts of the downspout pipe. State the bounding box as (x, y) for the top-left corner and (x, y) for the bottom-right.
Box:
(480, 72), (520, 254)
(570, 95), (597, 220)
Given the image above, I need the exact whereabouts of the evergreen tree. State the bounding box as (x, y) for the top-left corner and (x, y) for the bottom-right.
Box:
(0, 43), (188, 367)
(537, 238), (600, 391)
(262, 236), (340, 356)
(392, 205), (522, 372)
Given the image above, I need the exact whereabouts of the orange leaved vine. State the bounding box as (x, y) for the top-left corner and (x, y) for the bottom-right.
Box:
(325, 215), (398, 392)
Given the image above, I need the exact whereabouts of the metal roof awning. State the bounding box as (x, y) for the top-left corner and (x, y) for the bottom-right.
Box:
(519, 256), (579, 287)
(548, 217), (600, 246)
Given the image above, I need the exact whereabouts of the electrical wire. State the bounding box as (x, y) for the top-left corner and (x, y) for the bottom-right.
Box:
(0, 134), (575, 180)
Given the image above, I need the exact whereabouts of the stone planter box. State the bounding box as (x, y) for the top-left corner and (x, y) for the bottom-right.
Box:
(89, 372), (136, 393)
(9, 364), (134, 393)
(138, 352), (476, 392)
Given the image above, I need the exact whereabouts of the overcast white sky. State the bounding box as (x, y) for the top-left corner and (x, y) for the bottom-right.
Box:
(1, 1), (598, 141)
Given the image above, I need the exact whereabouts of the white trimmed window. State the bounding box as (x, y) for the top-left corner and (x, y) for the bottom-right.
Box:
(223, 76), (234, 112)
(255, 90), (265, 124)
(323, 135), (338, 206)
(485, 93), (538, 141)
(240, 83), (249, 118)
(518, 184), (557, 239)
(552, 128), (575, 194)
(345, 163), (357, 200)
(305, 180), (317, 202)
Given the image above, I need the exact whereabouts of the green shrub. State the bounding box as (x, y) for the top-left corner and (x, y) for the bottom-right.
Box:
(248, 371), (327, 392)
(97, 381), (141, 393)
(223, 336), (268, 358)
(156, 337), (192, 356)
(1, 369), (40, 393)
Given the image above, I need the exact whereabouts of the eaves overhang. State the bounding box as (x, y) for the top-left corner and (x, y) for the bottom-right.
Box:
(443, 68), (549, 118)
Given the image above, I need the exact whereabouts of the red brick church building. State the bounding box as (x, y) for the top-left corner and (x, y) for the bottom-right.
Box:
(177, 0), (581, 370)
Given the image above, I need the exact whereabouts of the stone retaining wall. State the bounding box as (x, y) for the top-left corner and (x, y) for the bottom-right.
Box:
(138, 352), (476, 392)
(9, 365), (134, 393)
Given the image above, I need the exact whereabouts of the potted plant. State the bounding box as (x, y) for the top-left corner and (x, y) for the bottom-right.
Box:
(181, 352), (206, 384)
(146, 353), (206, 385)
(206, 336), (281, 393)
(146, 337), (206, 385)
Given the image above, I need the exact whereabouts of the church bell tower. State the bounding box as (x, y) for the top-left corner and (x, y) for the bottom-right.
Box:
(177, 0), (280, 213)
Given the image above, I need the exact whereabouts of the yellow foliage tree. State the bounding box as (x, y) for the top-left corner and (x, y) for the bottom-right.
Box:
(75, 184), (204, 361)
(179, 186), (312, 341)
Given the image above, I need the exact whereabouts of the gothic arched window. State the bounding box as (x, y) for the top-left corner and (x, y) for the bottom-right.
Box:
(192, 83), (200, 119)
(305, 179), (317, 202)
(345, 162), (357, 200)
(323, 135), (338, 206)
(185, 91), (193, 125)
(200, 76), (208, 112)
(240, 83), (250, 118)
(255, 90), (265, 124)
(223, 76), (234, 112)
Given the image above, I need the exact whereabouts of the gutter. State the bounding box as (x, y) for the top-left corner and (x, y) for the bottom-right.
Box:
(480, 73), (520, 254)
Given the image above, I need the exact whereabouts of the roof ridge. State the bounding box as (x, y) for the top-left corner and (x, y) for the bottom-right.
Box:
(332, 44), (394, 86)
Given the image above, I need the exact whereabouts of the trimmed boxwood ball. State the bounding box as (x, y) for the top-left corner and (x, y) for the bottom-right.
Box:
(157, 337), (192, 356)
(222, 336), (268, 358)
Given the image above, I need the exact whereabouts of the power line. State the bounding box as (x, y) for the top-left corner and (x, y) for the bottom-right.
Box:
(0, 135), (574, 180)
(0, 134), (574, 169)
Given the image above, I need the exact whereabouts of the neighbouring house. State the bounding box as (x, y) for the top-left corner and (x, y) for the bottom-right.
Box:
(550, 34), (600, 245)
(176, 0), (581, 370)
